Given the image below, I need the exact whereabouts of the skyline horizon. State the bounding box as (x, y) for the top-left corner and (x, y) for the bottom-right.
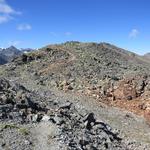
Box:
(0, 0), (150, 55)
(0, 40), (149, 56)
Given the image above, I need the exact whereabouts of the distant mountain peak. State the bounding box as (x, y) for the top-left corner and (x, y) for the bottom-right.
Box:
(0, 46), (34, 65)
(8, 45), (17, 49)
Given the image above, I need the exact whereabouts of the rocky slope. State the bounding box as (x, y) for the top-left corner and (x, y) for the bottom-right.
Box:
(0, 78), (150, 150)
(0, 41), (150, 149)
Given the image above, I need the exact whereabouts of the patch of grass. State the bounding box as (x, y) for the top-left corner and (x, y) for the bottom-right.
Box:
(0, 124), (19, 130)
(0, 124), (30, 136)
(18, 128), (30, 135)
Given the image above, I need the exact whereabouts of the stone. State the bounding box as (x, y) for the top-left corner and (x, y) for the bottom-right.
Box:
(84, 113), (96, 130)
(127, 95), (132, 100)
(41, 115), (50, 122)
(32, 114), (38, 122)
(59, 102), (72, 109)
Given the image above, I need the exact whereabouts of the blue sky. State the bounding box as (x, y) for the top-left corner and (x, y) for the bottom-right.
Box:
(0, 0), (149, 54)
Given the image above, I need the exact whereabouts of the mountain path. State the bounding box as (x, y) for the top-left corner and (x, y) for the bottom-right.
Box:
(31, 122), (61, 150)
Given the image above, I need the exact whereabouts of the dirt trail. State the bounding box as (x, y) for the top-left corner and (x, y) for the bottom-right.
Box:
(32, 122), (60, 150)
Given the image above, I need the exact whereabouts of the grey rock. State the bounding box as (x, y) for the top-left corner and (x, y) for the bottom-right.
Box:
(41, 115), (50, 122)
(59, 102), (72, 109)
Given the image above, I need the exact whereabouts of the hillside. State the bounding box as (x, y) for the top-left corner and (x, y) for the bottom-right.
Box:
(0, 42), (150, 149)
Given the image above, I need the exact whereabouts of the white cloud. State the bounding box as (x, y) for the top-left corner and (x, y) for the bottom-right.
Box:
(129, 29), (139, 38)
(17, 24), (32, 31)
(0, 2), (15, 14)
(64, 32), (72, 36)
(0, 0), (21, 24)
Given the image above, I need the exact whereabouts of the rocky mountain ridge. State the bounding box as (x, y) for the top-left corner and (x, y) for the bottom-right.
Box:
(0, 41), (150, 149)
